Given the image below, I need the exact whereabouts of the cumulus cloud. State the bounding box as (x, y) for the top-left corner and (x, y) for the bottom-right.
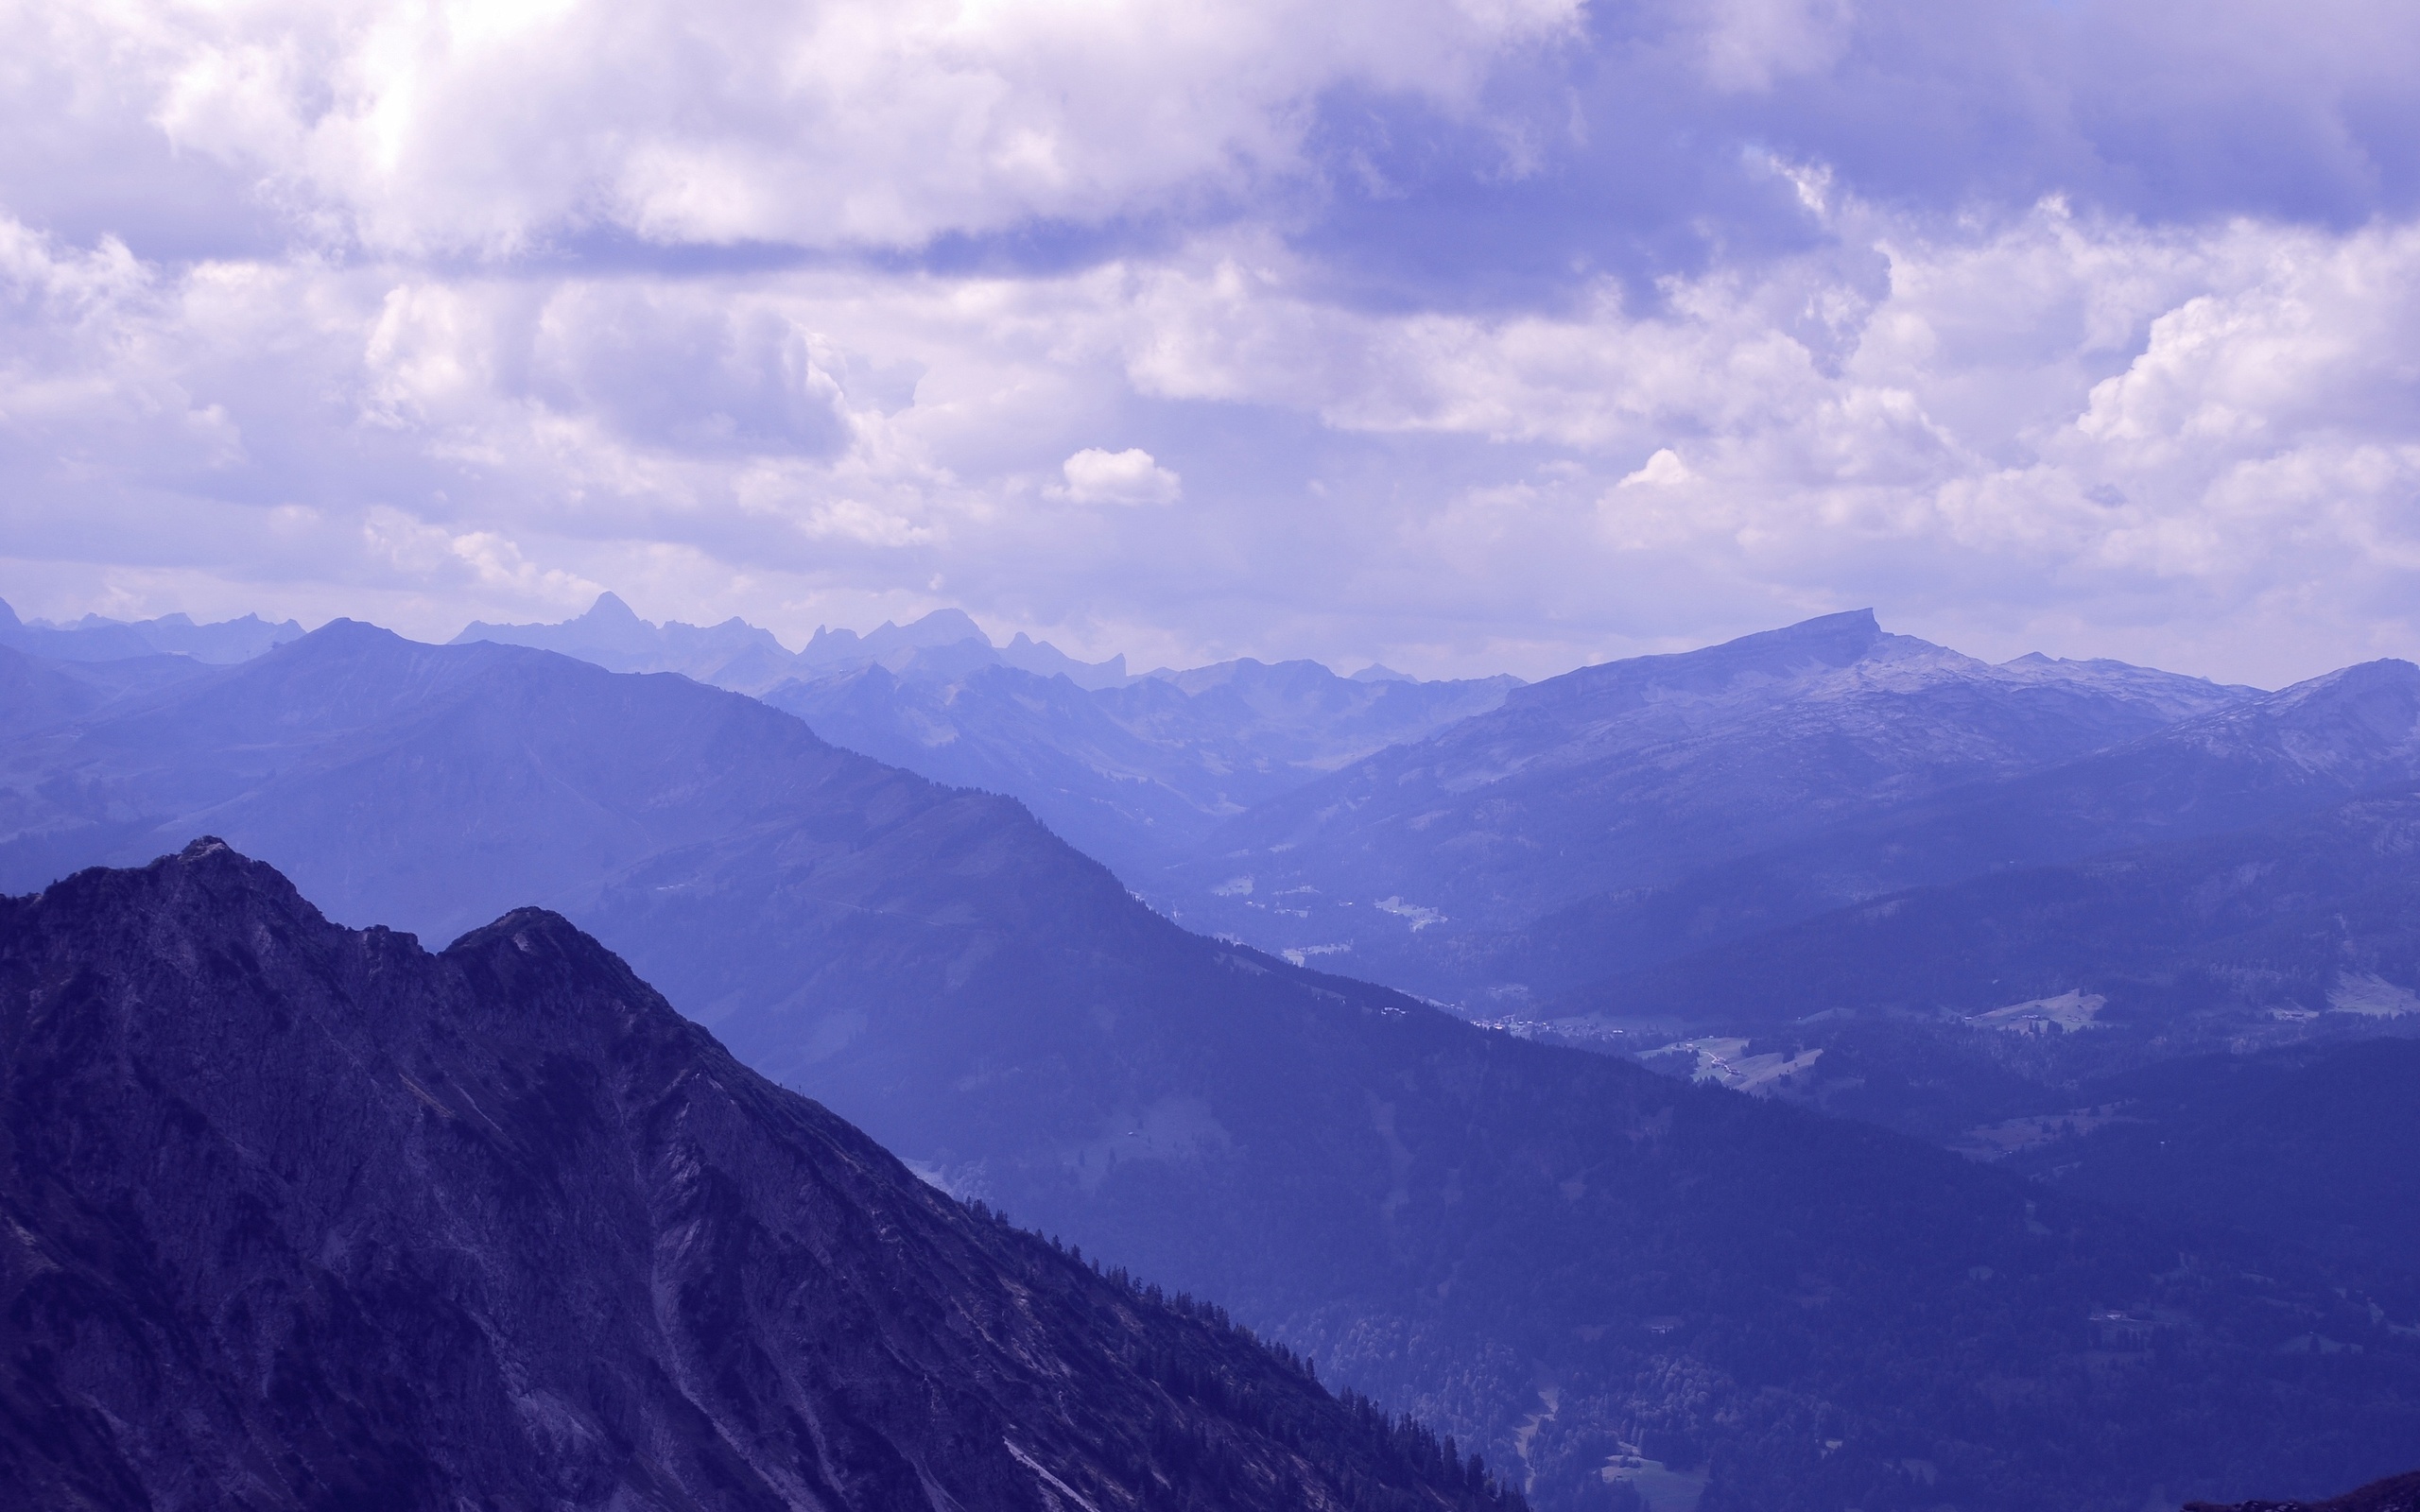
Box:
(1060, 448), (1182, 507)
(2, 0), (2419, 686)
(3, 0), (1577, 259)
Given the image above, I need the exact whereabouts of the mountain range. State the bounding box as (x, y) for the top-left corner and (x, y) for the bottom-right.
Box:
(1157, 609), (2275, 998)
(0, 839), (1515, 1512)
(458, 593), (1517, 879)
(455, 593), (1133, 693)
(761, 654), (1516, 878)
(0, 595), (302, 665)
(4, 623), (2418, 1509)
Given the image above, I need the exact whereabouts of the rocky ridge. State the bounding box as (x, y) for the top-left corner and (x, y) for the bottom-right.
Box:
(0, 839), (1517, 1512)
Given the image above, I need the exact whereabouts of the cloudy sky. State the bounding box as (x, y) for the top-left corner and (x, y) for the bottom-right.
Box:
(4, 0), (2417, 683)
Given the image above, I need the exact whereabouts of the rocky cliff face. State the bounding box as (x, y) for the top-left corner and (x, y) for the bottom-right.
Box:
(0, 840), (1516, 1512)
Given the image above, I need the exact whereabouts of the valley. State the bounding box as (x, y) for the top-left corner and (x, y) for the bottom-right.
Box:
(4, 595), (2419, 1510)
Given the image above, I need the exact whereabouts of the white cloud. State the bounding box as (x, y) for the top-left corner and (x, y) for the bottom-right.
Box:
(7, 196), (2420, 682)
(1060, 447), (1181, 507)
(11, 0), (1578, 257)
(1618, 449), (1696, 489)
(3, 3), (2420, 687)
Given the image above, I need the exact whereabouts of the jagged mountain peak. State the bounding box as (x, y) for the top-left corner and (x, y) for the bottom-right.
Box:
(0, 596), (304, 666)
(1, 842), (1521, 1512)
(582, 589), (642, 622)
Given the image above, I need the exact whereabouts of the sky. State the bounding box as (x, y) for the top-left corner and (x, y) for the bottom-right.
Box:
(3, 0), (2418, 685)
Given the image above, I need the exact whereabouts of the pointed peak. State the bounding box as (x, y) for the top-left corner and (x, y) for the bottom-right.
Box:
(583, 592), (643, 624)
(180, 835), (233, 861)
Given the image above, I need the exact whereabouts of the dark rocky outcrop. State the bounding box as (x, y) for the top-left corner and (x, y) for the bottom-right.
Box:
(2186, 1468), (2420, 1510)
(0, 840), (1516, 1512)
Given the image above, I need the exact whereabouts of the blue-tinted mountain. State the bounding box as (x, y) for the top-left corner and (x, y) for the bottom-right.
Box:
(459, 593), (1511, 878)
(1994, 1039), (2420, 1289)
(2186, 1468), (2420, 1512)
(0, 594), (302, 664)
(2, 627), (2414, 1510)
(1560, 782), (2420, 1040)
(455, 592), (1129, 694)
(762, 656), (1518, 877)
(1492, 657), (2420, 1018)
(0, 643), (216, 745)
(0, 839), (1514, 1512)
(1167, 610), (2256, 997)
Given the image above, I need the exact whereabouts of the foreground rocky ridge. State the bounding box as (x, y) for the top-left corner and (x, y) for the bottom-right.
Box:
(0, 840), (1515, 1512)
(2187, 1469), (2420, 1511)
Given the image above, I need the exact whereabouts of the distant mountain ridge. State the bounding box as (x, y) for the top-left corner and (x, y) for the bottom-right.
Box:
(1161, 609), (2261, 996)
(453, 592), (1521, 878)
(1496, 652), (2420, 1012)
(0, 839), (1517, 1512)
(0, 595), (302, 665)
(454, 592), (1132, 693)
(763, 655), (1520, 877)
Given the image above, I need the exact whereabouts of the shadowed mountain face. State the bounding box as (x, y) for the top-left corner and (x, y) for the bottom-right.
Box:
(762, 656), (1517, 878)
(1560, 782), (2420, 1044)
(5, 629), (2419, 1511)
(0, 841), (1516, 1512)
(1161, 610), (2259, 998)
(1998, 1039), (2420, 1285)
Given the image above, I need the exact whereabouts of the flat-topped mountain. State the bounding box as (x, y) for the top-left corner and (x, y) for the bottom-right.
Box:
(1166, 609), (2259, 993)
(0, 840), (1517, 1512)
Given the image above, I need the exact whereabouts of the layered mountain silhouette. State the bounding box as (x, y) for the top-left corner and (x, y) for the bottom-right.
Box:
(0, 840), (1517, 1512)
(0, 594), (302, 665)
(458, 592), (1514, 879)
(1161, 610), (2263, 997)
(0, 643), (216, 745)
(5, 626), (2418, 1509)
(456, 593), (1131, 694)
(764, 654), (1516, 877)
(1528, 652), (2420, 985)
